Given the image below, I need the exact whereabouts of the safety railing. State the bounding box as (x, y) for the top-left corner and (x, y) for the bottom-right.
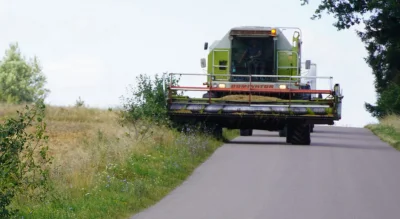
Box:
(165, 72), (335, 104)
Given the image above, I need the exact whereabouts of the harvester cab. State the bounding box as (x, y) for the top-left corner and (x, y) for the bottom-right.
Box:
(166, 26), (343, 145)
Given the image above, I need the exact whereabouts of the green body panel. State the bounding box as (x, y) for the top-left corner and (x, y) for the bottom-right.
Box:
(207, 48), (231, 81)
(206, 32), (302, 83)
(292, 31), (300, 55)
(277, 51), (298, 80)
(276, 31), (301, 81)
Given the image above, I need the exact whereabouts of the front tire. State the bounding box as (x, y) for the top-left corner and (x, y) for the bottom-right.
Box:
(286, 122), (311, 145)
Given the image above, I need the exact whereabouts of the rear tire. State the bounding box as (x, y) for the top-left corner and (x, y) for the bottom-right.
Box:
(279, 126), (287, 137)
(202, 92), (218, 98)
(286, 125), (292, 143)
(213, 126), (223, 139)
(240, 129), (253, 136)
(287, 123), (311, 145)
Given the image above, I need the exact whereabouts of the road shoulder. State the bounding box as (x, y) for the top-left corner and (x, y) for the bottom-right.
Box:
(366, 117), (400, 151)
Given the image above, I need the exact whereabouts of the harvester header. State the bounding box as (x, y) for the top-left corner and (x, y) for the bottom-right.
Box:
(165, 26), (343, 145)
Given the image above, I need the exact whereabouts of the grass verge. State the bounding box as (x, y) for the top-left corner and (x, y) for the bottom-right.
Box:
(365, 115), (400, 150)
(1, 104), (238, 219)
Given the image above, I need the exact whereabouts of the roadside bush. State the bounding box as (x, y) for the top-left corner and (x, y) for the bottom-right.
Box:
(119, 72), (229, 140)
(119, 73), (180, 138)
(0, 100), (52, 218)
(366, 83), (400, 118)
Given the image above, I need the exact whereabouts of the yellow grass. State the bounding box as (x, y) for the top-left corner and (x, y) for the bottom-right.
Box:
(1, 104), (158, 193)
(366, 114), (400, 150)
(377, 115), (400, 131)
(1, 103), (238, 218)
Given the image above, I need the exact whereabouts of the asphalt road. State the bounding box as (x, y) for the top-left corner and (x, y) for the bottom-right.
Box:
(131, 126), (400, 219)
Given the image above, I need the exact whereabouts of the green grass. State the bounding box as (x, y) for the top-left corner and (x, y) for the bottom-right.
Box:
(1, 105), (239, 219)
(365, 115), (400, 150)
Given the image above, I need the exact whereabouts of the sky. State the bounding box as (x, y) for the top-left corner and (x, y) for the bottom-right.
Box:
(0, 0), (378, 127)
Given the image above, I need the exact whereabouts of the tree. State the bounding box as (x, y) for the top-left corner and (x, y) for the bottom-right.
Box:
(300, 0), (400, 118)
(0, 43), (50, 104)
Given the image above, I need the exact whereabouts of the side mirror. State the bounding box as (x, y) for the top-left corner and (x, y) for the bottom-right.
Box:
(305, 60), (311, 69)
(204, 42), (208, 50)
(334, 83), (341, 96)
(200, 58), (206, 68)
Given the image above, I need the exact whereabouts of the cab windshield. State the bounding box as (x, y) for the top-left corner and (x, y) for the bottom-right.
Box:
(230, 36), (275, 82)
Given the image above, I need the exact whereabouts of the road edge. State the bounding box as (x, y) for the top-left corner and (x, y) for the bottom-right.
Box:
(125, 128), (239, 219)
(365, 124), (400, 151)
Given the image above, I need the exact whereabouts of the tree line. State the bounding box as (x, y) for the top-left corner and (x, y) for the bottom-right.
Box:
(300, 0), (400, 118)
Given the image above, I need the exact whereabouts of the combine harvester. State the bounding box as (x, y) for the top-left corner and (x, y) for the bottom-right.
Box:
(165, 26), (343, 145)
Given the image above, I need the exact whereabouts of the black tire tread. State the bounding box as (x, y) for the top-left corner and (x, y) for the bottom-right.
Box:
(279, 126), (287, 137)
(290, 124), (311, 145)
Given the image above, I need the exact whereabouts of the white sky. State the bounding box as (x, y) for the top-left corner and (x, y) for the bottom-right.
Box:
(0, 0), (378, 127)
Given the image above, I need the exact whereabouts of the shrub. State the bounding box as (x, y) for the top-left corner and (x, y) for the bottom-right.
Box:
(119, 73), (180, 138)
(366, 82), (400, 118)
(0, 100), (52, 218)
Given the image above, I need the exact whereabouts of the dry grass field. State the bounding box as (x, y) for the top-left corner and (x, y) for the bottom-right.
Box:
(1, 104), (238, 219)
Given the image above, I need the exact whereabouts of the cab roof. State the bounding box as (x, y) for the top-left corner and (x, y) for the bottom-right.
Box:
(230, 26), (274, 31)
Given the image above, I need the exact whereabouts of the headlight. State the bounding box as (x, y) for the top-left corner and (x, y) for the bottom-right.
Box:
(212, 83), (218, 88)
(279, 84), (287, 89)
(218, 83), (226, 88)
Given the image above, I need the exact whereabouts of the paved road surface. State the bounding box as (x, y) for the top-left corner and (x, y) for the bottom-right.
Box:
(131, 126), (400, 219)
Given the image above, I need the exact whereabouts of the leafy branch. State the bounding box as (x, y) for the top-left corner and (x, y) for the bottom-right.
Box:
(0, 100), (52, 218)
